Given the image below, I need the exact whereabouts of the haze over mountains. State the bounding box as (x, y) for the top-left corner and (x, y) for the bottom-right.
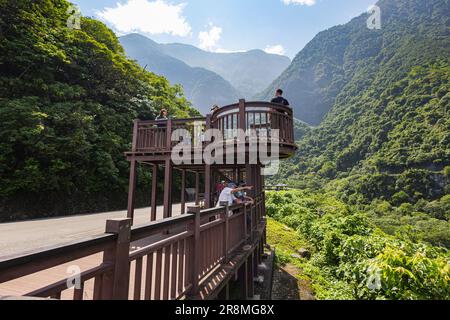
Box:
(120, 34), (291, 114)
(120, 34), (240, 114)
(159, 43), (291, 98)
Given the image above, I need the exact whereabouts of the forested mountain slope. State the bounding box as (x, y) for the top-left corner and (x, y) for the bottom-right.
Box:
(0, 0), (199, 220)
(120, 34), (240, 114)
(269, 0), (449, 247)
(260, 0), (449, 125)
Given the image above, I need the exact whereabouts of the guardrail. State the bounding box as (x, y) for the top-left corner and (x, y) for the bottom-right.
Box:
(0, 195), (265, 300)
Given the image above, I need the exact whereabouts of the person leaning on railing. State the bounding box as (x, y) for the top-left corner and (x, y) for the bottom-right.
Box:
(235, 181), (255, 205)
(155, 109), (169, 128)
(216, 183), (253, 214)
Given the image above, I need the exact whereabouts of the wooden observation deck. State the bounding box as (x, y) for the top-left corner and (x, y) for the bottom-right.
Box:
(0, 100), (297, 300)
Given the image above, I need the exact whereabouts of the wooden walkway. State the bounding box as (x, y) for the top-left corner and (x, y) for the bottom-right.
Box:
(0, 202), (266, 300)
(0, 203), (193, 299)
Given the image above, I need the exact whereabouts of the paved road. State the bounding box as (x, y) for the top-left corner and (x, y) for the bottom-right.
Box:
(0, 203), (193, 259)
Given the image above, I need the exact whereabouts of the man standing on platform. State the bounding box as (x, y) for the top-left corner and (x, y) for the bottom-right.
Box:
(270, 89), (290, 106)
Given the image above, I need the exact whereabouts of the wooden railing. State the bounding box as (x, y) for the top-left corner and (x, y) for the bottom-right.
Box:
(129, 101), (296, 155)
(211, 101), (295, 146)
(133, 117), (207, 153)
(0, 197), (265, 300)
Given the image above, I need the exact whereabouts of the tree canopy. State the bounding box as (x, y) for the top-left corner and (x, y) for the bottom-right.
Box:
(0, 0), (199, 219)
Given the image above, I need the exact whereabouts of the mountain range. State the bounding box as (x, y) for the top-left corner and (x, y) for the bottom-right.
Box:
(260, 0), (450, 126)
(271, 0), (449, 205)
(120, 34), (291, 114)
(266, 0), (449, 253)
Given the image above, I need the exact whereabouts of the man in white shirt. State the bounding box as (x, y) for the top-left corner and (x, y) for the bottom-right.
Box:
(216, 183), (253, 207)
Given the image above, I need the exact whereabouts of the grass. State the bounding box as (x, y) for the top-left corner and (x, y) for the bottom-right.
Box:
(266, 217), (310, 266)
(266, 217), (353, 299)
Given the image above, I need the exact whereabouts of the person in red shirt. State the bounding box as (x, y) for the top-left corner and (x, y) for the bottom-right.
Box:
(215, 180), (226, 196)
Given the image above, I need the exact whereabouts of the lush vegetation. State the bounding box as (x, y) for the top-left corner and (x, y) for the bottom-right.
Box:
(268, 0), (449, 251)
(272, 64), (450, 248)
(266, 190), (449, 300)
(0, 0), (199, 220)
(266, 0), (449, 300)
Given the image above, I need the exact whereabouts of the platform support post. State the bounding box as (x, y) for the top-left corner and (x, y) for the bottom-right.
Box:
(151, 164), (158, 221)
(217, 283), (230, 300)
(127, 159), (137, 223)
(247, 253), (254, 299)
(205, 165), (211, 208)
(237, 261), (248, 300)
(181, 169), (186, 214)
(195, 172), (200, 205)
(163, 158), (173, 218)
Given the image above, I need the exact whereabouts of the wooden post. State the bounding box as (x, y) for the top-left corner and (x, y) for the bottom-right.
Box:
(188, 206), (201, 296)
(246, 164), (255, 198)
(250, 204), (255, 242)
(195, 172), (200, 205)
(259, 167), (267, 247)
(166, 119), (173, 151)
(163, 158), (173, 218)
(127, 121), (139, 223)
(132, 119), (139, 152)
(181, 169), (186, 214)
(127, 159), (137, 223)
(102, 218), (132, 300)
(239, 99), (246, 131)
(244, 203), (249, 242)
(247, 253), (254, 299)
(205, 165), (211, 208)
(151, 164), (158, 221)
(217, 283), (230, 300)
(220, 201), (230, 263)
(253, 247), (258, 278)
(237, 261), (248, 300)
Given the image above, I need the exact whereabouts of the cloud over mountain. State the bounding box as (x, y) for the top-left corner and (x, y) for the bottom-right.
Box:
(97, 0), (191, 36)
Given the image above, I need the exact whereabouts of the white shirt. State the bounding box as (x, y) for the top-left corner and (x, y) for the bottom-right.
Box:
(216, 187), (236, 207)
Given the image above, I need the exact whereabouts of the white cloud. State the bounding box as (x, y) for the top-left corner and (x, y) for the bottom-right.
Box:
(215, 48), (246, 53)
(264, 45), (286, 56)
(198, 24), (222, 51)
(282, 0), (316, 6)
(97, 0), (191, 37)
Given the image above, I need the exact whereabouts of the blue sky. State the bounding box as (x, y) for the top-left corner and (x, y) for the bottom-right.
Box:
(72, 0), (377, 58)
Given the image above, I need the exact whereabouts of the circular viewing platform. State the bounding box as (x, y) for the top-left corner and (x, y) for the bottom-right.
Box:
(126, 100), (298, 164)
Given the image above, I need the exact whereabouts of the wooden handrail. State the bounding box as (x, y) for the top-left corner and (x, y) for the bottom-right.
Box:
(0, 201), (264, 300)
(0, 234), (116, 283)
